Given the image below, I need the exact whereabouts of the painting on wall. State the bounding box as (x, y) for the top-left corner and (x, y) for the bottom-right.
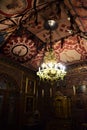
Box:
(0, 95), (3, 114)
(25, 96), (34, 113)
(25, 77), (36, 95)
(76, 85), (87, 94)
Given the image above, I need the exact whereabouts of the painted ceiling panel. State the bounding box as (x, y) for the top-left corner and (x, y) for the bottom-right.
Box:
(0, 0), (33, 16)
(0, 0), (87, 71)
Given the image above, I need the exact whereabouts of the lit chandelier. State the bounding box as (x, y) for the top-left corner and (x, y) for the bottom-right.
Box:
(37, 20), (67, 82)
(37, 49), (66, 82)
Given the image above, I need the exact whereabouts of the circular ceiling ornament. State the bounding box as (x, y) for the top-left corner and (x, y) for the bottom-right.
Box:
(3, 36), (37, 63)
(44, 20), (58, 30)
(12, 44), (28, 57)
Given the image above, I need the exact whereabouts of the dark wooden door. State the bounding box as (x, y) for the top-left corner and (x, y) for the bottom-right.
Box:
(0, 73), (19, 129)
(0, 90), (19, 129)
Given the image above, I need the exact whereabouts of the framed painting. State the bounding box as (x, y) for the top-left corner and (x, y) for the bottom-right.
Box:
(0, 95), (3, 113)
(25, 96), (34, 113)
(25, 77), (36, 95)
(76, 85), (87, 94)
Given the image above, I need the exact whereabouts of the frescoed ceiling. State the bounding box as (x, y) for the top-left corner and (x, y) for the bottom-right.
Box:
(0, 0), (87, 71)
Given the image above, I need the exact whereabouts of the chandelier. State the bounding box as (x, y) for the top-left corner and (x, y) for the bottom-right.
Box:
(36, 20), (67, 82)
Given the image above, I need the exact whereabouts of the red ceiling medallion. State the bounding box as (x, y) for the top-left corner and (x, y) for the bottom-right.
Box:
(3, 36), (37, 63)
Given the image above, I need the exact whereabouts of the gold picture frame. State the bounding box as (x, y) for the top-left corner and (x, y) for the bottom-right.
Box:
(25, 77), (36, 95)
(25, 96), (34, 113)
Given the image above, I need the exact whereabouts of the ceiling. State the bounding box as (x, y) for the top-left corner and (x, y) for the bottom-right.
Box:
(0, 0), (87, 71)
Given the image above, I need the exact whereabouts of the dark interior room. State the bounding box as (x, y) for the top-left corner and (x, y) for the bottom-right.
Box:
(0, 0), (87, 130)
